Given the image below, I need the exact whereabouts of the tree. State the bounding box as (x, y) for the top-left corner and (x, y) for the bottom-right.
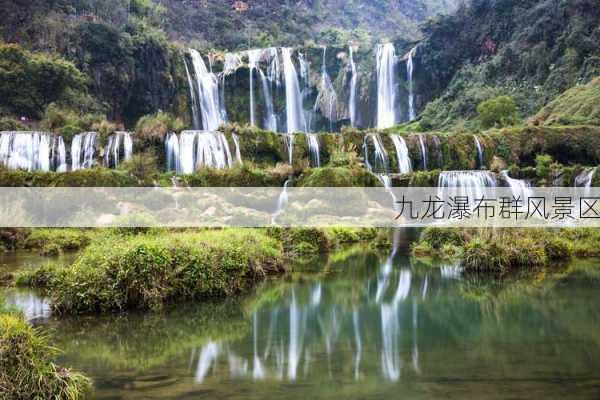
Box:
(477, 95), (519, 128)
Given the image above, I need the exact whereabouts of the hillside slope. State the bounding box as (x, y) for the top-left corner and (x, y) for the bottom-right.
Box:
(412, 0), (600, 129)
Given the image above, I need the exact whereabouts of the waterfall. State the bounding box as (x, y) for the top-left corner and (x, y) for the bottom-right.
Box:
(438, 171), (498, 202)
(376, 43), (397, 129)
(575, 168), (596, 190)
(407, 47), (417, 121)
(0, 131), (64, 172)
(314, 47), (337, 132)
(104, 132), (133, 168)
(306, 133), (321, 167)
(282, 48), (307, 133)
(271, 178), (290, 224)
(165, 131), (235, 174)
(348, 46), (358, 127)
(247, 49), (262, 126)
(232, 133), (242, 165)
(71, 132), (97, 170)
(283, 134), (294, 164)
(259, 69), (277, 131)
(501, 170), (532, 199)
(417, 134), (427, 170)
(363, 133), (390, 175)
(473, 135), (484, 169)
(184, 57), (201, 129)
(267, 47), (281, 87)
(52, 136), (67, 172)
(188, 49), (223, 131)
(390, 134), (412, 174)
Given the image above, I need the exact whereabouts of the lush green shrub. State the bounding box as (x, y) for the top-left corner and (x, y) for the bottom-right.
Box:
(297, 166), (381, 187)
(119, 151), (160, 185)
(24, 229), (92, 255)
(463, 238), (509, 272)
(0, 43), (89, 118)
(420, 228), (465, 250)
(544, 237), (574, 261)
(268, 228), (330, 256)
(135, 112), (184, 142)
(0, 313), (90, 399)
(22, 230), (283, 313)
(477, 96), (519, 128)
(0, 116), (26, 130)
(535, 154), (553, 179)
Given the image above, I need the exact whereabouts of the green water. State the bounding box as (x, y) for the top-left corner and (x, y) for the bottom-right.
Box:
(3, 246), (600, 399)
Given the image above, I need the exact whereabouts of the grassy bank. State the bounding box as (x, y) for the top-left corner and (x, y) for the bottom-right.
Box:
(16, 227), (385, 314)
(412, 228), (600, 272)
(0, 302), (90, 399)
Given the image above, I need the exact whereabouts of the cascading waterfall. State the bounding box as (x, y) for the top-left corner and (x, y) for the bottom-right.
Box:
(406, 47), (417, 121)
(282, 48), (307, 134)
(247, 49), (262, 127)
(376, 43), (397, 129)
(165, 131), (236, 174)
(104, 132), (133, 168)
(314, 47), (337, 132)
(0, 131), (65, 172)
(71, 132), (97, 170)
(473, 135), (484, 169)
(189, 49), (224, 130)
(306, 133), (321, 167)
(438, 171), (498, 202)
(417, 134), (428, 170)
(184, 57), (201, 129)
(575, 168), (596, 190)
(348, 46), (358, 127)
(501, 170), (533, 199)
(53, 136), (67, 172)
(363, 133), (390, 175)
(271, 179), (290, 225)
(390, 134), (412, 174)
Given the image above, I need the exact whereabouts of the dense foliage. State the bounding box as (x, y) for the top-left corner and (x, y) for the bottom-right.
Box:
(416, 0), (600, 129)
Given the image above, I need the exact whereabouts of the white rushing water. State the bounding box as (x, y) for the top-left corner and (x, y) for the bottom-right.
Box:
(282, 48), (307, 134)
(390, 134), (412, 174)
(575, 168), (596, 191)
(473, 135), (484, 168)
(314, 47), (337, 132)
(501, 170), (533, 199)
(0, 131), (66, 172)
(188, 49), (224, 131)
(376, 43), (397, 129)
(165, 131), (237, 174)
(348, 46), (358, 127)
(306, 133), (321, 167)
(438, 171), (498, 202)
(406, 47), (417, 121)
(417, 134), (427, 170)
(248, 49), (260, 126)
(71, 132), (97, 170)
(104, 132), (133, 168)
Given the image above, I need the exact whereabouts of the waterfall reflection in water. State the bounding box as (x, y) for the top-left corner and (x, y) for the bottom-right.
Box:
(21, 244), (600, 400)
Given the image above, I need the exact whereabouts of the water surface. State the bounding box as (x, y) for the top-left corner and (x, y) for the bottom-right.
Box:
(3, 247), (600, 399)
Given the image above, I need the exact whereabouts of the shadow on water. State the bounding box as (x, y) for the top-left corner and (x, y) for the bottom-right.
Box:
(2, 237), (600, 399)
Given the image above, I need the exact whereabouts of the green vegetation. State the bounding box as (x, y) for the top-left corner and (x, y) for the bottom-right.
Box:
(416, 0), (600, 130)
(412, 228), (588, 271)
(24, 229), (93, 256)
(0, 311), (90, 399)
(533, 77), (600, 126)
(0, 167), (137, 187)
(477, 96), (519, 128)
(135, 111), (185, 143)
(0, 43), (92, 119)
(19, 229), (284, 313)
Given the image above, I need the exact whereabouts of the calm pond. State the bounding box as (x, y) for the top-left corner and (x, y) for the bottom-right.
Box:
(2, 235), (600, 399)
